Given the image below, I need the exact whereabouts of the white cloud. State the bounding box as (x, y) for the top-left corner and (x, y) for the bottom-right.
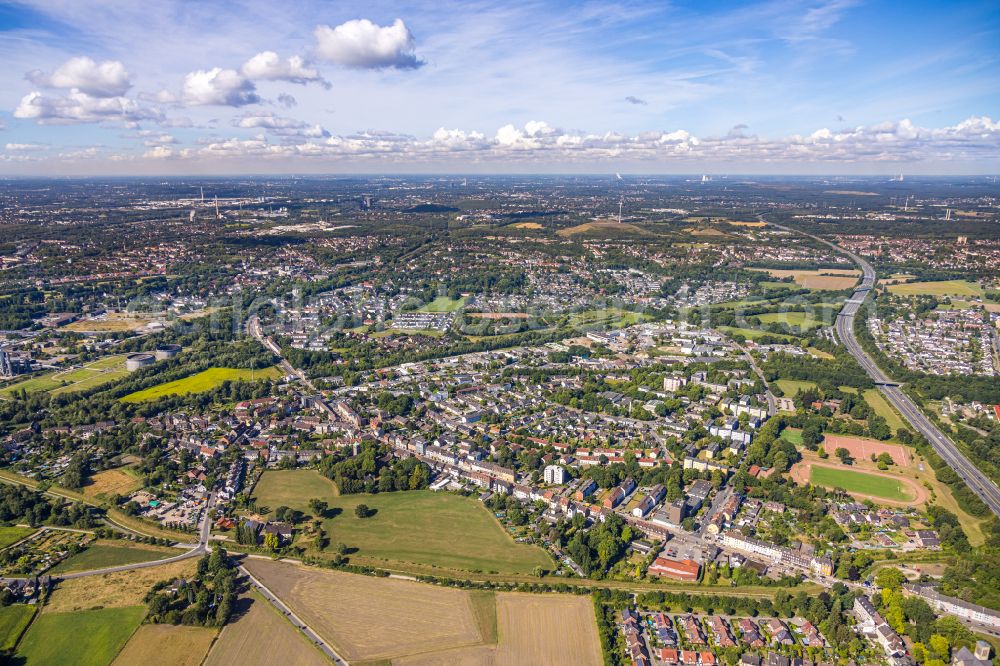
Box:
(5, 143), (47, 152)
(240, 51), (326, 87)
(13, 90), (162, 125)
(314, 19), (422, 70)
(235, 113), (329, 138)
(143, 146), (178, 159)
(181, 68), (259, 107)
(27, 56), (132, 97)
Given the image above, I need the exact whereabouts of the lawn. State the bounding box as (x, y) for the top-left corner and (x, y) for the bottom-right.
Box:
(810, 466), (911, 501)
(251, 469), (339, 512)
(0, 355), (128, 397)
(416, 296), (466, 312)
(0, 525), (35, 549)
(48, 541), (175, 574)
(888, 279), (984, 297)
(251, 478), (550, 574)
(0, 604), (36, 652)
(16, 606), (146, 666)
(121, 366), (281, 402)
(863, 389), (907, 434)
(775, 378), (817, 396)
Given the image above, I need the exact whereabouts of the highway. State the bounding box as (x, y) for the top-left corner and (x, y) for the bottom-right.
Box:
(771, 221), (1000, 518)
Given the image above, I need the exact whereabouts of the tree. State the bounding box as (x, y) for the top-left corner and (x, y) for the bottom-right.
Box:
(835, 447), (852, 464)
(874, 566), (905, 591)
(355, 504), (373, 518)
(308, 499), (328, 517)
(263, 532), (280, 551)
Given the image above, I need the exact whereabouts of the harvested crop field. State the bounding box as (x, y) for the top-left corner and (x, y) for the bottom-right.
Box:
(512, 222), (543, 229)
(82, 467), (140, 499)
(204, 590), (327, 666)
(46, 558), (199, 612)
(819, 434), (912, 466)
(494, 593), (602, 666)
(243, 559), (487, 663)
(752, 268), (859, 290)
(113, 624), (218, 666)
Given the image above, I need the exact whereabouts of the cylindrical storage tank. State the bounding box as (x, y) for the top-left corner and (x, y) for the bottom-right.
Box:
(125, 353), (156, 371)
(154, 344), (181, 361)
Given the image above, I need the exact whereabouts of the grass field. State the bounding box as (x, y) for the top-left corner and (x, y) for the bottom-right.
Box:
(121, 366), (281, 402)
(82, 467), (141, 499)
(757, 311), (824, 330)
(251, 469), (339, 513)
(49, 540), (176, 574)
(775, 378), (817, 396)
(780, 428), (804, 445)
(205, 590), (328, 666)
(113, 623), (218, 666)
(719, 326), (797, 341)
(1, 355), (128, 397)
(863, 389), (907, 434)
(0, 604), (36, 652)
(417, 296), (466, 312)
(16, 606), (146, 666)
(0, 525), (35, 549)
(556, 221), (650, 238)
(566, 307), (650, 329)
(888, 279), (984, 297)
(810, 466), (912, 501)
(251, 477), (550, 574)
(46, 558), (199, 613)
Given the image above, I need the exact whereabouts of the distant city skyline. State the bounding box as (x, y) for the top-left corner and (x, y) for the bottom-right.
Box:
(1, 0), (998, 175)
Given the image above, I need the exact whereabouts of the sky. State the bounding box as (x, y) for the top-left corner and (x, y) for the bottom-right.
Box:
(0, 0), (998, 175)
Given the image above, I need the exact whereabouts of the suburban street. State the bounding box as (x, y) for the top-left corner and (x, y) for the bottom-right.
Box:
(773, 221), (1000, 519)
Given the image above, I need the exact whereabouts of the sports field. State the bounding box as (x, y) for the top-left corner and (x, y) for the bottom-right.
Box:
(0, 355), (128, 397)
(121, 366), (281, 402)
(417, 296), (467, 312)
(809, 465), (912, 501)
(0, 604), (35, 652)
(49, 540), (176, 574)
(819, 434), (912, 466)
(16, 606), (146, 666)
(251, 469), (339, 513)
(205, 590), (327, 666)
(114, 624), (218, 666)
(251, 477), (550, 574)
(888, 279), (983, 297)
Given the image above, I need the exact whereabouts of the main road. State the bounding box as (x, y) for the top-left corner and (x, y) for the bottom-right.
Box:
(770, 221), (1000, 518)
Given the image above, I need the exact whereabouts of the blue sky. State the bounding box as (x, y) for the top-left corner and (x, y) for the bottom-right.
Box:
(0, 0), (998, 174)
